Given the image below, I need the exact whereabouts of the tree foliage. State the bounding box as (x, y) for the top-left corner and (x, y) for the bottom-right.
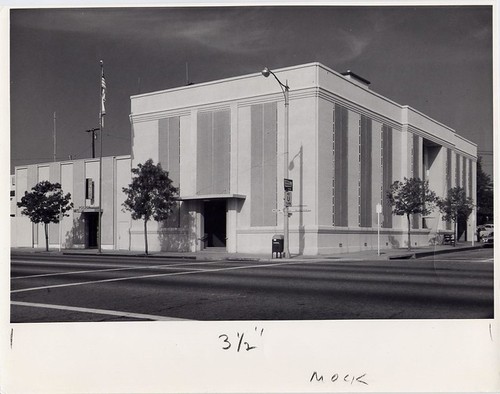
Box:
(122, 159), (179, 254)
(476, 157), (493, 225)
(17, 181), (73, 251)
(387, 178), (437, 250)
(437, 186), (474, 244)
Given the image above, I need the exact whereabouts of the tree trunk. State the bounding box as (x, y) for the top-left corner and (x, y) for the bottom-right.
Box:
(144, 219), (148, 255)
(44, 223), (49, 252)
(454, 219), (458, 247)
(407, 214), (411, 250)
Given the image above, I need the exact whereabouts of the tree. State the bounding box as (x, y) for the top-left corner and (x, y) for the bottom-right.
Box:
(122, 159), (179, 255)
(387, 178), (436, 250)
(476, 157), (493, 225)
(17, 181), (73, 251)
(437, 186), (474, 245)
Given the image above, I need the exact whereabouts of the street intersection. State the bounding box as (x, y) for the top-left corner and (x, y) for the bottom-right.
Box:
(11, 247), (494, 322)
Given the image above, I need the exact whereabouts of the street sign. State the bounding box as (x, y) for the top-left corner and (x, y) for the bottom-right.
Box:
(284, 191), (292, 206)
(284, 178), (293, 191)
(376, 203), (382, 256)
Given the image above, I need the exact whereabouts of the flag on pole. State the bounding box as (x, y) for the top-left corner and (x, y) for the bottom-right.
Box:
(101, 66), (106, 116)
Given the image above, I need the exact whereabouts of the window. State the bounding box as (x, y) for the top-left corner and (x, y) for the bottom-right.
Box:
(197, 109), (231, 195)
(333, 104), (348, 227)
(85, 178), (94, 200)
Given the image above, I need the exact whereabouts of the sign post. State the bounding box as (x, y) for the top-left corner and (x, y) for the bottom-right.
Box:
(472, 207), (476, 246)
(58, 206), (62, 252)
(376, 203), (382, 256)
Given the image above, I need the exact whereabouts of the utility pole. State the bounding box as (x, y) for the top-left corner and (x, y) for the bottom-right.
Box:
(85, 127), (100, 158)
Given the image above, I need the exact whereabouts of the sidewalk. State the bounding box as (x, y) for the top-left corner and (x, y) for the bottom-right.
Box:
(11, 242), (486, 262)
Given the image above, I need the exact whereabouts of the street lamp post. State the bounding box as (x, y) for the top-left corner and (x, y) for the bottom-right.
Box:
(261, 67), (291, 258)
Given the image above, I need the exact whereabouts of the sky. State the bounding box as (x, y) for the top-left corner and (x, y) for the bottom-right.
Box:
(9, 5), (493, 176)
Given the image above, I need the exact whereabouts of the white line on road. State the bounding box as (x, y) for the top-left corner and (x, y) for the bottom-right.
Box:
(422, 258), (495, 263)
(11, 260), (314, 293)
(11, 301), (189, 321)
(12, 259), (134, 268)
(13, 263), (211, 280)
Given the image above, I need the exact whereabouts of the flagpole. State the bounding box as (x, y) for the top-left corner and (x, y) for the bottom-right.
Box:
(53, 112), (57, 162)
(98, 60), (105, 253)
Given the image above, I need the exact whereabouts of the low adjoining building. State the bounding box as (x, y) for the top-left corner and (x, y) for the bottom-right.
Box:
(12, 156), (131, 250)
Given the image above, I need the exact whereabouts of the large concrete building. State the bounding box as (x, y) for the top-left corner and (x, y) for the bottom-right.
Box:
(12, 62), (477, 255)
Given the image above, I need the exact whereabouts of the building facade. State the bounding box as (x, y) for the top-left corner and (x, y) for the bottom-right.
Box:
(12, 63), (477, 254)
(12, 155), (131, 250)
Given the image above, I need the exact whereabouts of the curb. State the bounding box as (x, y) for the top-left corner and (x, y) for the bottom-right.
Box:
(388, 245), (484, 260)
(61, 252), (198, 260)
(12, 244), (485, 262)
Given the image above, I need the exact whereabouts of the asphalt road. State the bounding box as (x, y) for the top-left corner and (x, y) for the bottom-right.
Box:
(10, 248), (494, 322)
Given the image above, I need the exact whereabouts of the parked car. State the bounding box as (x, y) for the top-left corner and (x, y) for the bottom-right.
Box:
(478, 224), (494, 239)
(482, 231), (493, 247)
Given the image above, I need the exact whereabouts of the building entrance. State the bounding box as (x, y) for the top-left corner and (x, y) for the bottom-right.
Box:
(86, 212), (99, 248)
(203, 200), (226, 247)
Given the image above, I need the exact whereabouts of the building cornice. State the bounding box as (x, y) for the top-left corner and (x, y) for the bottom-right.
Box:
(406, 125), (477, 160)
(317, 88), (403, 131)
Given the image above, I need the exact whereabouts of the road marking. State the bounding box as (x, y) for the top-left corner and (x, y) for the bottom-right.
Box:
(11, 260), (314, 293)
(12, 259), (133, 268)
(13, 263), (210, 280)
(11, 301), (190, 321)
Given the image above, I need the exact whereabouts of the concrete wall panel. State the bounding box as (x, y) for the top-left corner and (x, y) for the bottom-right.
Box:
(317, 98), (333, 226)
(14, 168), (31, 247)
(60, 163), (74, 248)
(179, 114), (194, 196)
(132, 120), (159, 167)
(237, 106), (252, 229)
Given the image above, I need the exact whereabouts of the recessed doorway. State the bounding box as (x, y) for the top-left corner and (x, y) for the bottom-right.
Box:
(85, 212), (99, 248)
(203, 200), (227, 247)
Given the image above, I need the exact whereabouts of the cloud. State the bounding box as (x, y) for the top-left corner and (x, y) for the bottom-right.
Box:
(330, 29), (371, 62)
(11, 8), (272, 55)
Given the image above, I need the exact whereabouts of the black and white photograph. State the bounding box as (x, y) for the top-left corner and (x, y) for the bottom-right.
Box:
(2, 2), (498, 393)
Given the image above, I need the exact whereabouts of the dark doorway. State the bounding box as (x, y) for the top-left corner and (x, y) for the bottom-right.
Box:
(86, 212), (99, 248)
(204, 200), (226, 247)
(457, 219), (467, 242)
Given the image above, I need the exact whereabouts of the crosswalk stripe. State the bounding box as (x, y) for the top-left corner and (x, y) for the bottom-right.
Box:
(12, 261), (217, 280)
(11, 301), (189, 321)
(11, 260), (314, 293)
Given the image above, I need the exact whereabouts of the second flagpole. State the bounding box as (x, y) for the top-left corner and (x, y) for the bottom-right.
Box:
(98, 60), (105, 253)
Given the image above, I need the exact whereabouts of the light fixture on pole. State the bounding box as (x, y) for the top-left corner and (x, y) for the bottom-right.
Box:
(261, 67), (291, 258)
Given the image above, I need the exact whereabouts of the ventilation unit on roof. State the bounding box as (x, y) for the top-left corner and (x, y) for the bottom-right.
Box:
(341, 70), (371, 89)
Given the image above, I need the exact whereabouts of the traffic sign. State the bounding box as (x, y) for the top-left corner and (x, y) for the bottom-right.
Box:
(284, 191), (292, 206)
(284, 178), (293, 191)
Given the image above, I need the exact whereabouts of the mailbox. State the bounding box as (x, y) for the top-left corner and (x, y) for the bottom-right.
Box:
(272, 234), (284, 258)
